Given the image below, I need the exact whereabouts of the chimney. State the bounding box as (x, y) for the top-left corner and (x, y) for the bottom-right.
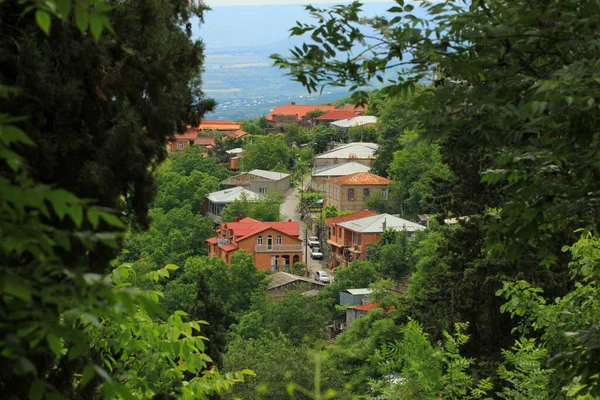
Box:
(291, 101), (296, 105)
(235, 216), (240, 222)
(288, 218), (292, 222)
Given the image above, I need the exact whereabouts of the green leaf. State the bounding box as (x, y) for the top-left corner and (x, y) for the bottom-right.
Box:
(29, 379), (44, 400)
(46, 334), (63, 357)
(3, 276), (32, 302)
(81, 364), (95, 388)
(35, 10), (51, 35)
(98, 211), (125, 229)
(75, 3), (89, 33)
(56, 0), (72, 20)
(90, 14), (104, 42)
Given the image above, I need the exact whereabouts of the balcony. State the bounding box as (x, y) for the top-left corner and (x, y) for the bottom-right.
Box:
(254, 244), (303, 253)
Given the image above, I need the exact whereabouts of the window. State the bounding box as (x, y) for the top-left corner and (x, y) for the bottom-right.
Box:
(267, 235), (273, 250)
(363, 188), (370, 198)
(259, 187), (267, 194)
(382, 188), (388, 200)
(257, 235), (263, 245)
(177, 141), (184, 150)
(348, 188), (355, 201)
(276, 235), (282, 245)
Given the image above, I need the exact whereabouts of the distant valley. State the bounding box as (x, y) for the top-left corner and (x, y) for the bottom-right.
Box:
(193, 2), (402, 120)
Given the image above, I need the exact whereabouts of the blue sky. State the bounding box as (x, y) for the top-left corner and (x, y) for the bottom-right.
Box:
(205, 0), (390, 6)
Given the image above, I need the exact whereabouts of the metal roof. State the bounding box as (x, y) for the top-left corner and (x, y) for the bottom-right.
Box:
(206, 186), (261, 204)
(248, 169), (290, 181)
(316, 142), (379, 159)
(331, 116), (378, 128)
(338, 213), (426, 234)
(312, 162), (371, 177)
(343, 288), (373, 296)
(225, 148), (243, 154)
(267, 272), (326, 290)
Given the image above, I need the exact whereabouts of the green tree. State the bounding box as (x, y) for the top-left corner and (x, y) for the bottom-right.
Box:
(283, 124), (311, 146)
(221, 192), (282, 222)
(241, 134), (292, 171)
(0, 1), (252, 398)
(311, 125), (342, 154)
(168, 145), (232, 182)
(242, 120), (266, 135)
(348, 125), (380, 143)
(153, 169), (218, 214)
(388, 130), (452, 218)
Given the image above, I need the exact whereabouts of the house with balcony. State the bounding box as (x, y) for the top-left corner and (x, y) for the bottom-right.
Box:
(220, 169), (290, 194)
(314, 142), (379, 169)
(206, 217), (303, 272)
(327, 212), (425, 269)
(326, 172), (390, 212)
(204, 186), (261, 223)
(167, 120), (246, 153)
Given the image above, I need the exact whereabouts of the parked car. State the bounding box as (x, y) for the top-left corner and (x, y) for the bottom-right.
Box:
(314, 271), (330, 283)
(307, 236), (319, 247)
(310, 247), (323, 259)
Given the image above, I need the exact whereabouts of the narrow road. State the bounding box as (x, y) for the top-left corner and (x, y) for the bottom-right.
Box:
(281, 184), (332, 277)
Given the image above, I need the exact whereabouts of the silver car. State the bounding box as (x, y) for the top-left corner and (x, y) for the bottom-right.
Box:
(314, 271), (330, 283)
(307, 236), (319, 247)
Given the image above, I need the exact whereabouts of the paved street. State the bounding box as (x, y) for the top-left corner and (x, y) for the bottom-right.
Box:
(281, 185), (332, 278)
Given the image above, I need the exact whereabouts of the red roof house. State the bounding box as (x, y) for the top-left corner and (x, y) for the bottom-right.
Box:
(206, 217), (303, 272)
(266, 102), (338, 127)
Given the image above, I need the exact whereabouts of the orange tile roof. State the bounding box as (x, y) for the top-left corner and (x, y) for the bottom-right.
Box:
(198, 120), (241, 131)
(353, 302), (379, 311)
(174, 130), (199, 141)
(326, 209), (378, 226)
(193, 137), (216, 147)
(315, 110), (359, 120)
(228, 129), (248, 139)
(267, 102), (338, 122)
(206, 237), (218, 245)
(329, 172), (390, 186)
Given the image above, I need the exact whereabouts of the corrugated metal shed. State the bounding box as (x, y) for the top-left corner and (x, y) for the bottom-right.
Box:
(340, 288), (373, 306)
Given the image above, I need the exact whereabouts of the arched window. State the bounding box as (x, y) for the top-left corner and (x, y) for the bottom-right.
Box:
(276, 235), (282, 245)
(257, 235), (263, 245)
(267, 235), (273, 250)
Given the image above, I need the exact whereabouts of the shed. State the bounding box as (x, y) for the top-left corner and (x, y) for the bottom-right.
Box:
(339, 288), (373, 306)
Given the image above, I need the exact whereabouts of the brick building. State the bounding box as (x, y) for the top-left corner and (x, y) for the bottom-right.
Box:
(326, 172), (390, 212)
(206, 218), (303, 272)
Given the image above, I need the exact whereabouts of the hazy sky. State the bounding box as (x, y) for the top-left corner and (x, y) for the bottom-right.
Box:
(205, 0), (391, 6)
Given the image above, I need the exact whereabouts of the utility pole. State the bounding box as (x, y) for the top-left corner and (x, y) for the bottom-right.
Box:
(304, 229), (308, 266)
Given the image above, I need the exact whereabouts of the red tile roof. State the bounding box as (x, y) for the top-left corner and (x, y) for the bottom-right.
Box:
(342, 104), (367, 114)
(267, 102), (338, 122)
(329, 172), (390, 186)
(353, 302), (379, 311)
(316, 110), (359, 120)
(206, 237), (218, 245)
(326, 209), (378, 226)
(194, 137), (216, 147)
(198, 120), (241, 131)
(219, 243), (239, 252)
(220, 218), (301, 241)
